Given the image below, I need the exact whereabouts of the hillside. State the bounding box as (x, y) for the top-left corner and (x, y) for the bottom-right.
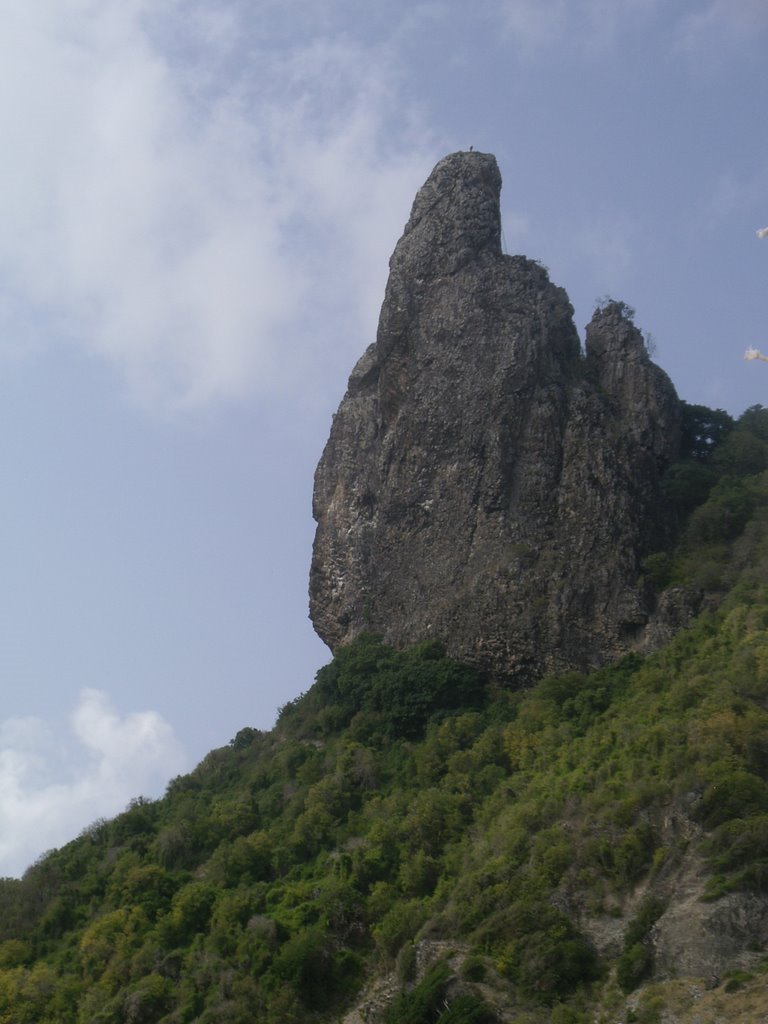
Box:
(0, 403), (767, 1022)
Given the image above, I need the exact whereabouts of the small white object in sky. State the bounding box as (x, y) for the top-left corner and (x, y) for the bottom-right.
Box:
(745, 347), (768, 362)
(757, 227), (768, 239)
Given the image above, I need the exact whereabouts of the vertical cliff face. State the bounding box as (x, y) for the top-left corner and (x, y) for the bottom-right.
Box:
(310, 151), (681, 680)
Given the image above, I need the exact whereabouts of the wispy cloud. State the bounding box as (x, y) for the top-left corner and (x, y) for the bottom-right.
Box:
(0, 690), (186, 877)
(0, 2), (434, 411)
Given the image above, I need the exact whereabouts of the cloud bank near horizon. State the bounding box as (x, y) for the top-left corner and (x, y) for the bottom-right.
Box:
(0, 689), (186, 878)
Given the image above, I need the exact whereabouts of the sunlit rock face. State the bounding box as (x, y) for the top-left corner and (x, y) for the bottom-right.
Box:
(310, 151), (681, 680)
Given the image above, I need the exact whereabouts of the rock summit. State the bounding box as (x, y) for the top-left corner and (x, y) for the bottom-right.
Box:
(310, 151), (681, 680)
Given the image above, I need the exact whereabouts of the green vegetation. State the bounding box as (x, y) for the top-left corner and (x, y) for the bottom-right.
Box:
(0, 403), (767, 1022)
(383, 961), (497, 1023)
(616, 898), (665, 993)
(662, 403), (767, 524)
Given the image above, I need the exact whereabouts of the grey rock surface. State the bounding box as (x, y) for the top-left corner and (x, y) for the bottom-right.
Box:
(310, 151), (681, 679)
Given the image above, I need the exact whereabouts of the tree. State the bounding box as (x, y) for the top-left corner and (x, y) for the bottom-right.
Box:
(679, 402), (734, 462)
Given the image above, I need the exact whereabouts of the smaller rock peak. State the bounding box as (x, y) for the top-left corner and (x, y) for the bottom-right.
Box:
(584, 300), (680, 459)
(390, 151), (502, 281)
(585, 300), (648, 364)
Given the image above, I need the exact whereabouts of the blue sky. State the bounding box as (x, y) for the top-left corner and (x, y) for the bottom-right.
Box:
(0, 0), (766, 875)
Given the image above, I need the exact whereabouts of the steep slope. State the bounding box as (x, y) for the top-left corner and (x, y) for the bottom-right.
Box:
(0, 417), (767, 1022)
(310, 151), (681, 681)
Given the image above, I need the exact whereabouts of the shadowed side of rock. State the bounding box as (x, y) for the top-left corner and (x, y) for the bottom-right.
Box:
(310, 151), (681, 681)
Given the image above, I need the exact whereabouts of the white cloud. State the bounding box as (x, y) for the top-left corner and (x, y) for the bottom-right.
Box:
(0, 689), (186, 877)
(0, 1), (434, 411)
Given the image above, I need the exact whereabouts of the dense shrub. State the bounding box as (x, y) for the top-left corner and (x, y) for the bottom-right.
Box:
(381, 961), (496, 1024)
(705, 815), (768, 891)
(480, 899), (601, 1003)
(679, 403), (734, 461)
(312, 635), (487, 738)
(695, 771), (768, 828)
(440, 994), (498, 1023)
(616, 899), (665, 993)
(738, 404), (768, 441)
(685, 477), (759, 544)
(662, 461), (718, 517)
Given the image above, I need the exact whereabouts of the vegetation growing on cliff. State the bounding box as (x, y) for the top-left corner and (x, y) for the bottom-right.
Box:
(0, 406), (767, 1022)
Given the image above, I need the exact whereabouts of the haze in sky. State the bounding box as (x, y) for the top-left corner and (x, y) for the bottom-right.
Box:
(0, 0), (766, 875)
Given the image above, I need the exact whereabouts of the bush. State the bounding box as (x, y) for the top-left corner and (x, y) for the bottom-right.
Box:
(641, 552), (674, 588)
(695, 772), (768, 828)
(440, 994), (497, 1023)
(616, 898), (665, 993)
(461, 955), (486, 982)
(396, 941), (417, 983)
(686, 478), (758, 544)
(485, 900), (600, 1003)
(705, 815), (768, 891)
(0, 940), (30, 968)
(123, 973), (172, 1023)
(273, 926), (352, 1010)
(617, 942), (653, 994)
(662, 461), (718, 517)
(383, 961), (450, 1024)
(373, 899), (428, 959)
(515, 930), (600, 1002)
(550, 1007), (591, 1024)
(707, 815), (768, 871)
(713, 431), (768, 477)
(158, 882), (217, 945)
(313, 636), (487, 738)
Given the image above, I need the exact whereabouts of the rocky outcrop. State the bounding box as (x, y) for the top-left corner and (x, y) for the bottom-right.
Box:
(581, 811), (768, 987)
(310, 151), (681, 680)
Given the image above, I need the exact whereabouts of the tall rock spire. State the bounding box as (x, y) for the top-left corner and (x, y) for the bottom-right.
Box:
(310, 152), (681, 681)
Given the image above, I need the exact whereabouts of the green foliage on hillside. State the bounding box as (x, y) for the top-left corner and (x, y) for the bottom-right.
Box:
(0, 404), (767, 1022)
(663, 403), (768, 522)
(280, 634), (488, 740)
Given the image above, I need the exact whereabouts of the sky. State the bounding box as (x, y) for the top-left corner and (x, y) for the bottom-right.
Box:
(0, 0), (766, 876)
